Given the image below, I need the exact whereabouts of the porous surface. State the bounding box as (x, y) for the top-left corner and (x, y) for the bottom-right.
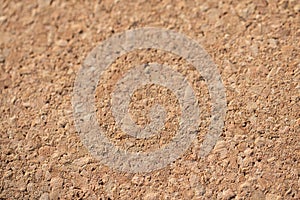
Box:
(0, 0), (299, 199)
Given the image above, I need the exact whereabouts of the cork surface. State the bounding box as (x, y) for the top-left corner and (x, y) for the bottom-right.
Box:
(0, 0), (299, 199)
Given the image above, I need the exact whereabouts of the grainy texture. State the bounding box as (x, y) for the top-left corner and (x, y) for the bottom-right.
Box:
(0, 0), (299, 199)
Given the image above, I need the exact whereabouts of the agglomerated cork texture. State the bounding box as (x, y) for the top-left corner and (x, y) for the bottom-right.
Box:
(0, 0), (299, 199)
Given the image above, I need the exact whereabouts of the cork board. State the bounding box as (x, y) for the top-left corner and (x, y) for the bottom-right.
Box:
(0, 0), (299, 199)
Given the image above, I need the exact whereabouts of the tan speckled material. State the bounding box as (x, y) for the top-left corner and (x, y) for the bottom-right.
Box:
(0, 0), (299, 199)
